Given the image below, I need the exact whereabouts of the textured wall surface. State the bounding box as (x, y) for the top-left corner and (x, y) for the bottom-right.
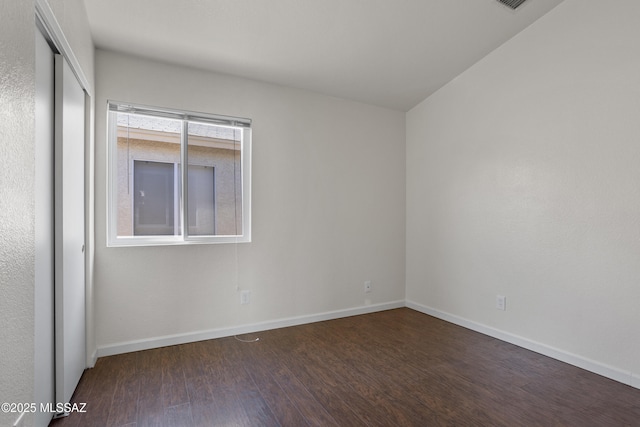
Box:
(407, 0), (640, 382)
(0, 1), (36, 426)
(94, 50), (406, 350)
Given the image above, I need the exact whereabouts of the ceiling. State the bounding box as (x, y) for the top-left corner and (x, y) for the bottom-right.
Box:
(83, 0), (564, 111)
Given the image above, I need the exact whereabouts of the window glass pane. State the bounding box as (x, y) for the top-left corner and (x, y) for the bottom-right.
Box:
(133, 161), (176, 235)
(187, 122), (243, 236)
(188, 165), (215, 235)
(116, 112), (182, 237)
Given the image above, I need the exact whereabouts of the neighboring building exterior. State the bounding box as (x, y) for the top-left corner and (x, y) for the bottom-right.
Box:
(116, 114), (242, 237)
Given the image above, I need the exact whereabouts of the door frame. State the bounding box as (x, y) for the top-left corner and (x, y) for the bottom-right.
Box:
(34, 24), (56, 427)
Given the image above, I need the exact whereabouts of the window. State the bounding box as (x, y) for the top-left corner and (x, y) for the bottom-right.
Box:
(107, 101), (251, 246)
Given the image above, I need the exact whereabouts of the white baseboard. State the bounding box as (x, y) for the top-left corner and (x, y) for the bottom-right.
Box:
(632, 373), (640, 390)
(87, 349), (97, 368)
(96, 300), (405, 358)
(94, 299), (638, 391)
(406, 300), (639, 390)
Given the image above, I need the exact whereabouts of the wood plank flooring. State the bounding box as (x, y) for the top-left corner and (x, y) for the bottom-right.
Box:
(49, 308), (640, 426)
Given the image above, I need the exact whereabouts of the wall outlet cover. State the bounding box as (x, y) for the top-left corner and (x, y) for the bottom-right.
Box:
(364, 280), (372, 293)
(240, 290), (251, 305)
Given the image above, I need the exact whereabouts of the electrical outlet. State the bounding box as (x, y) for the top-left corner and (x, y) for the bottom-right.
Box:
(364, 280), (372, 293)
(496, 295), (506, 311)
(240, 290), (251, 305)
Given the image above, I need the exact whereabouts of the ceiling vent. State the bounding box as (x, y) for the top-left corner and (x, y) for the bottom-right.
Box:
(497, 0), (528, 10)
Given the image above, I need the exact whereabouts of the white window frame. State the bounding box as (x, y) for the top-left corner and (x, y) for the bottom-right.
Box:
(107, 101), (251, 247)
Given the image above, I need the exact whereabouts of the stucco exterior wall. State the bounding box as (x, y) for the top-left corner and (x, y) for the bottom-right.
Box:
(116, 136), (241, 236)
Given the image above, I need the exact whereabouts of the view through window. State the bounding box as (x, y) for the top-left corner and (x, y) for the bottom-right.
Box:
(108, 103), (251, 246)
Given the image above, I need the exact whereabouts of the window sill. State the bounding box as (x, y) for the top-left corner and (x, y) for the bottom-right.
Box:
(107, 235), (251, 248)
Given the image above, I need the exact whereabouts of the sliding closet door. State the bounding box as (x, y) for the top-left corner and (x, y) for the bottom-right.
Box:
(35, 27), (55, 427)
(54, 54), (86, 405)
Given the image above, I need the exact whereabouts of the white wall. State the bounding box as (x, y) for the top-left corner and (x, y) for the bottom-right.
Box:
(0, 2), (36, 425)
(46, 0), (95, 87)
(94, 50), (406, 352)
(407, 0), (640, 386)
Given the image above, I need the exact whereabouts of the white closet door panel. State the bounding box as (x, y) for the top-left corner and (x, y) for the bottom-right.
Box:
(54, 54), (86, 406)
(35, 27), (55, 427)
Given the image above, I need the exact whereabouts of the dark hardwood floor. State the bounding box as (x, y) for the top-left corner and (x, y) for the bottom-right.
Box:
(50, 308), (640, 426)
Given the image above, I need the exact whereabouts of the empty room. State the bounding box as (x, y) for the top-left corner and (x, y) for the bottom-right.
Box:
(1, 0), (639, 426)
